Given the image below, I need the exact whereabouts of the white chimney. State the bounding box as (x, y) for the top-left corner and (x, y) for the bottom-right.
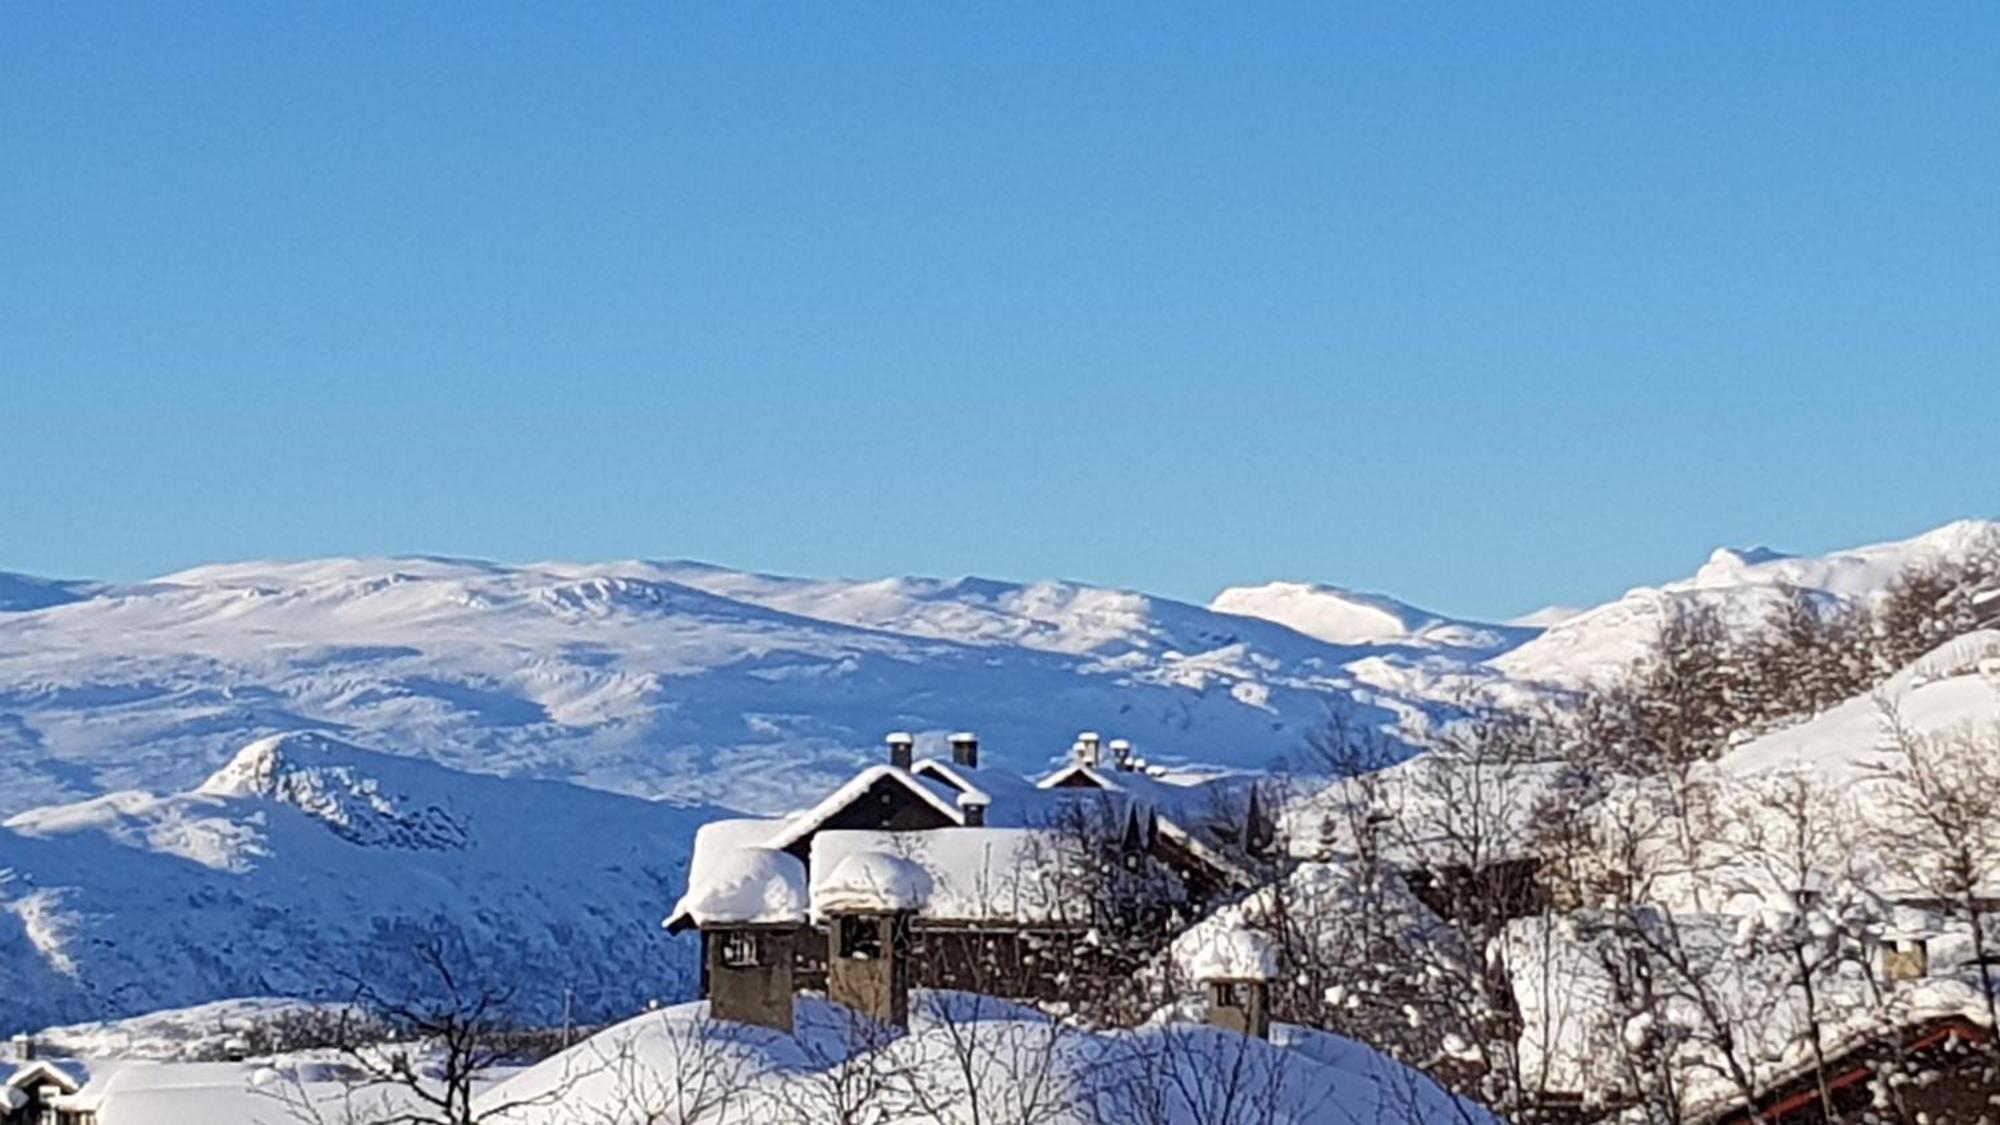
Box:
(885, 731), (915, 770)
(1074, 731), (1102, 768)
(10, 1033), (32, 1061)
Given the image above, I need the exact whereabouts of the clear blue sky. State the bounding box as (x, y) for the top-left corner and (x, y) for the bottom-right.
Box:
(3, 5), (1996, 620)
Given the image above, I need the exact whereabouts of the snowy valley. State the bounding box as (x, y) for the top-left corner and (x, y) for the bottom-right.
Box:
(2, 519), (1999, 1123)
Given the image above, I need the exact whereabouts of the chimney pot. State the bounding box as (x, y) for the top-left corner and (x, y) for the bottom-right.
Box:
(949, 731), (979, 769)
(959, 793), (988, 827)
(885, 732), (915, 770)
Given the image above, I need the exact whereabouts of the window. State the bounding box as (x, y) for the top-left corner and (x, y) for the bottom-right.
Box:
(1210, 981), (1249, 1010)
(718, 931), (765, 969)
(839, 916), (882, 960)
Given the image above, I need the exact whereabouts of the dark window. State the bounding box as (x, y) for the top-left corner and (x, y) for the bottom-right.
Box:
(719, 931), (765, 969)
(1210, 981), (1249, 1010)
(839, 916), (882, 960)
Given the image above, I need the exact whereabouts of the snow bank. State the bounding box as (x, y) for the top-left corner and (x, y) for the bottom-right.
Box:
(478, 994), (1502, 1125)
(668, 847), (807, 928)
(810, 850), (931, 916)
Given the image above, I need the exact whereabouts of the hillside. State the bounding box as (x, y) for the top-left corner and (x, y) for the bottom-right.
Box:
(0, 556), (1526, 816)
(1492, 519), (2000, 685)
(0, 732), (721, 1029)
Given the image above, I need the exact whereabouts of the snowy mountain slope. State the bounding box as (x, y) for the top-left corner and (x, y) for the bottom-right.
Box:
(1491, 519), (2000, 686)
(0, 571), (99, 613)
(1717, 629), (2000, 785)
(0, 732), (722, 1030)
(1208, 581), (1532, 652)
(0, 556), (1530, 817)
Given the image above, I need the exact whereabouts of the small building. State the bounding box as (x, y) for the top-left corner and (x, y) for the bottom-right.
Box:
(3, 1048), (89, 1125)
(665, 846), (809, 1033)
(812, 850), (930, 1029)
(1184, 927), (1279, 1039)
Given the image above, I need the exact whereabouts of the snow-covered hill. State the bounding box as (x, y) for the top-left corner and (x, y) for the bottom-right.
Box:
(1, 524), (1995, 1033)
(1491, 519), (2000, 685)
(0, 732), (722, 1029)
(1209, 581), (1532, 652)
(0, 556), (1530, 816)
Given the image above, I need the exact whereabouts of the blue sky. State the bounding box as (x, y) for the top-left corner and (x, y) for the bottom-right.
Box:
(3, 5), (1996, 620)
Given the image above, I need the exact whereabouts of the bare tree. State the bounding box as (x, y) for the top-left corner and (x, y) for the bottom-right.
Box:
(261, 938), (584, 1125)
(1867, 704), (2000, 1065)
(763, 1002), (920, 1125)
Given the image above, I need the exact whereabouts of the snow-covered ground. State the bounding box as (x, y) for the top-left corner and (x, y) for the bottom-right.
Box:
(479, 993), (1496, 1124)
(0, 732), (722, 1029)
(1, 521), (1994, 1053)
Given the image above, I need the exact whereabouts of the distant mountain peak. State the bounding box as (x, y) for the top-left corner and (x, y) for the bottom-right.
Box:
(1207, 581), (1527, 653)
(200, 732), (469, 851)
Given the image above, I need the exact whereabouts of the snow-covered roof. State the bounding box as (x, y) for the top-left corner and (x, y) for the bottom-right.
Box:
(5, 1057), (86, 1094)
(665, 846), (808, 928)
(1173, 925), (1279, 982)
(811, 849), (932, 916)
(811, 828), (1081, 925)
(1507, 911), (2000, 1116)
(1038, 761), (1256, 837)
(761, 765), (968, 855)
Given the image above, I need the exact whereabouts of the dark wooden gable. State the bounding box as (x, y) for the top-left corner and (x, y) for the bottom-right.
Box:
(779, 775), (957, 864)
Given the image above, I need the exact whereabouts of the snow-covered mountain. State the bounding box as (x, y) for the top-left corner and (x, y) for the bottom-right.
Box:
(0, 731), (721, 1029)
(1, 522), (1995, 1031)
(1492, 519), (2000, 686)
(0, 556), (1529, 817)
(1209, 581), (1534, 652)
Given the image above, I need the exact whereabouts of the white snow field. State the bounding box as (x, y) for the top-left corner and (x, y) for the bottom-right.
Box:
(480, 994), (1497, 1125)
(0, 732), (723, 1029)
(0, 556), (1530, 818)
(0, 522), (1993, 1036)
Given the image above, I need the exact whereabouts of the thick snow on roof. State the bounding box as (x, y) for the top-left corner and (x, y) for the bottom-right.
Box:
(1037, 762), (1250, 835)
(811, 829), (1077, 925)
(667, 846), (808, 928)
(1283, 753), (1573, 866)
(676, 818), (803, 934)
(5, 1056), (422, 1125)
(812, 849), (932, 916)
(1174, 925), (1279, 982)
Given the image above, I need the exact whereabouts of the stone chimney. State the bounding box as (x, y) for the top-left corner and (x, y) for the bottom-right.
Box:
(1108, 738), (1134, 771)
(1074, 731), (1102, 768)
(959, 792), (988, 827)
(949, 731), (979, 770)
(10, 1032), (32, 1061)
(886, 731), (915, 770)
